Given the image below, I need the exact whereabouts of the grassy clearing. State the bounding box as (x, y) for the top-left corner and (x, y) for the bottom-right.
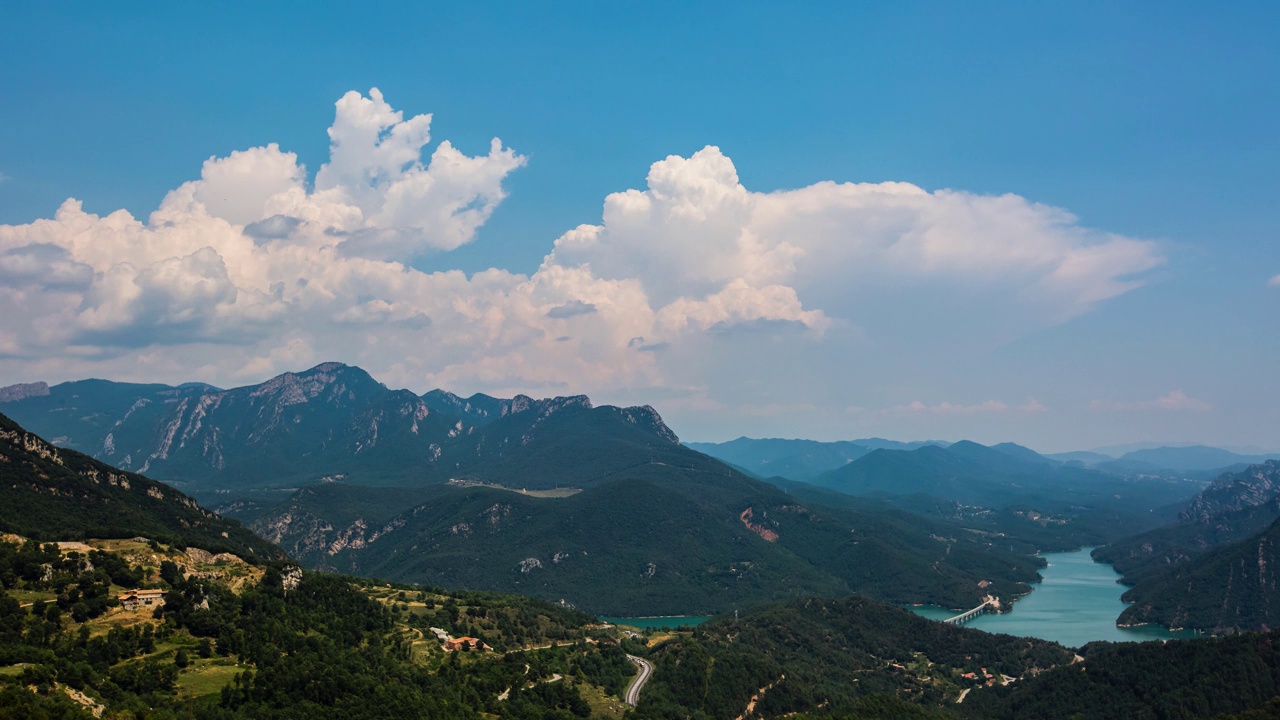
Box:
(81, 605), (163, 637)
(0, 664), (27, 677)
(577, 680), (630, 719)
(9, 588), (56, 605)
(90, 539), (152, 554)
(175, 658), (246, 699)
(518, 487), (582, 498)
(647, 632), (678, 647)
(446, 479), (582, 498)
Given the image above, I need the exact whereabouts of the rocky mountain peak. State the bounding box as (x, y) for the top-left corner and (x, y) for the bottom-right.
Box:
(248, 362), (380, 406)
(506, 394), (534, 415)
(502, 394), (593, 418)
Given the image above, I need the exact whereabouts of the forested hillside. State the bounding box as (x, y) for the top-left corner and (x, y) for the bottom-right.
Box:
(964, 631), (1280, 719)
(801, 440), (1203, 547)
(1113, 516), (1280, 632)
(0, 535), (644, 719)
(634, 595), (1073, 719)
(1092, 462), (1280, 631)
(0, 413), (280, 560)
(252, 475), (1043, 616)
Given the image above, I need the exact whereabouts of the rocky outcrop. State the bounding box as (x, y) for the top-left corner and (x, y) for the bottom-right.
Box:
(252, 506), (407, 562)
(0, 381), (50, 403)
(621, 405), (680, 445)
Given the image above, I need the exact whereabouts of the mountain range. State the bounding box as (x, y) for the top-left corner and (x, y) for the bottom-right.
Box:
(0, 367), (1045, 615)
(776, 438), (1203, 546)
(684, 436), (946, 481)
(0, 363), (682, 495)
(696, 436), (1280, 480)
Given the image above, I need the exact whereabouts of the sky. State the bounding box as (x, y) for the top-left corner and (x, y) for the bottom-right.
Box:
(0, 2), (1277, 453)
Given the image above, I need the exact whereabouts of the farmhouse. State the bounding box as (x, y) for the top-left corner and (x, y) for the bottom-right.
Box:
(118, 589), (167, 610)
(444, 636), (488, 652)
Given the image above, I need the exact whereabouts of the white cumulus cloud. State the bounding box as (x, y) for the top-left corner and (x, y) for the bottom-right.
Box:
(0, 90), (1166, 429)
(549, 146), (1163, 327)
(886, 399), (1010, 417)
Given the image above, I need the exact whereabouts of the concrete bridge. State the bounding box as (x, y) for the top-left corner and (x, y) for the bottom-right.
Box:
(943, 597), (999, 625)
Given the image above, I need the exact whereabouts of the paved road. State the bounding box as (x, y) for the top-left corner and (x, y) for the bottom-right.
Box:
(624, 654), (654, 707)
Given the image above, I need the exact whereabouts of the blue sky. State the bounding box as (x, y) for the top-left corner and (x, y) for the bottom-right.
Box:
(1, 2), (1277, 451)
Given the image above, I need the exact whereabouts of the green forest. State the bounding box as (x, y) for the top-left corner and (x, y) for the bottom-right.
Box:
(0, 536), (644, 719)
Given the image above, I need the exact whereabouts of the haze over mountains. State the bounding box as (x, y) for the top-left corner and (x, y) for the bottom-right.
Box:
(693, 435), (1211, 549)
(6, 364), (1267, 501)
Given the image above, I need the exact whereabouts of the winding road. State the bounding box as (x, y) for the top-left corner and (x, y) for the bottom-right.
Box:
(624, 654), (653, 707)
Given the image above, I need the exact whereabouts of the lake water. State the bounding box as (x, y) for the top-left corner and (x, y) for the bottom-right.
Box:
(600, 615), (713, 630)
(907, 548), (1203, 648)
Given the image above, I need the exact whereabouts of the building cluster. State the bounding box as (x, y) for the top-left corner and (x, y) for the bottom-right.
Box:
(429, 626), (489, 652)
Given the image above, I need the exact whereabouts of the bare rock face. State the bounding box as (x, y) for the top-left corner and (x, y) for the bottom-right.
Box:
(0, 362), (688, 495)
(281, 565), (303, 592)
(621, 405), (680, 445)
(1182, 461), (1280, 523)
(0, 381), (50, 403)
(0, 424), (64, 465)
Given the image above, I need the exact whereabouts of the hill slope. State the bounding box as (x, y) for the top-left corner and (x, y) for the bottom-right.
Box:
(1113, 516), (1280, 632)
(0, 412), (281, 560)
(1094, 461), (1280, 586)
(965, 632), (1280, 719)
(253, 469), (1044, 616)
(1085, 462), (1280, 632)
(635, 595), (1073, 718)
(0, 532), (645, 719)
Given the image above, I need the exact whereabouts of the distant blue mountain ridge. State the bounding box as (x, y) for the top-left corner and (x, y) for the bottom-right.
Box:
(689, 436), (1278, 481)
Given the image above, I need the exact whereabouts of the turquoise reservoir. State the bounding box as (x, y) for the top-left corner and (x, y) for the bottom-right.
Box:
(907, 548), (1202, 647)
